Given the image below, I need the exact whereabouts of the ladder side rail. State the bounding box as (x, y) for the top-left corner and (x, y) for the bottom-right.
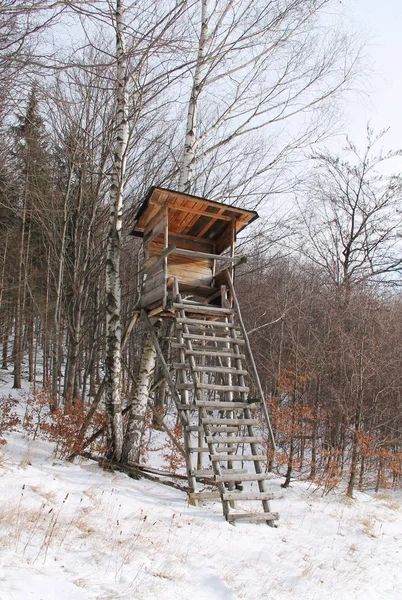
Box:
(225, 270), (276, 450)
(221, 287), (236, 498)
(197, 332), (207, 471)
(228, 311), (275, 523)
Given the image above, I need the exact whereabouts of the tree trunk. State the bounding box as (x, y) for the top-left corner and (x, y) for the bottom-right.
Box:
(122, 321), (160, 464)
(2, 313), (10, 370)
(178, 0), (208, 193)
(282, 397), (296, 488)
(347, 404), (362, 497)
(358, 454), (365, 491)
(13, 170), (28, 389)
(282, 435), (294, 489)
(28, 315), (34, 383)
(52, 160), (71, 408)
(310, 410), (317, 480)
(104, 0), (129, 461)
(346, 338), (364, 498)
(152, 320), (172, 428)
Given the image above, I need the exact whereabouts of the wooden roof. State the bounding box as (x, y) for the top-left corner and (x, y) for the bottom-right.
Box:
(131, 187), (258, 252)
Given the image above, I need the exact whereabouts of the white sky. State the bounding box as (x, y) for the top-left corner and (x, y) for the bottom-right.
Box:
(340, 0), (402, 154)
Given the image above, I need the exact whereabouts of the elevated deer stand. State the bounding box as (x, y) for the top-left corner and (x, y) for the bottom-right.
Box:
(131, 187), (278, 524)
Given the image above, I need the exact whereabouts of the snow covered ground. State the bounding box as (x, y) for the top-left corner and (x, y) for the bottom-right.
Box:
(1, 379), (402, 599)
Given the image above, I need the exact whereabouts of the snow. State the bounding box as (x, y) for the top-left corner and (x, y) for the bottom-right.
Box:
(1, 377), (402, 599)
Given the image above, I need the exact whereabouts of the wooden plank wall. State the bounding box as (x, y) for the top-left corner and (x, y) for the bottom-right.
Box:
(149, 236), (214, 287)
(141, 208), (168, 308)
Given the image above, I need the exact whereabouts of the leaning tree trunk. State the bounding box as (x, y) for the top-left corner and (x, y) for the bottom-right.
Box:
(105, 0), (129, 461)
(122, 321), (160, 464)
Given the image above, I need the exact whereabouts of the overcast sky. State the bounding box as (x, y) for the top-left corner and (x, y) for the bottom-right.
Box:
(340, 0), (401, 155)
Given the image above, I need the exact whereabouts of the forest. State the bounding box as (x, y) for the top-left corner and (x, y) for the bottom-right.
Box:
(1, 0), (402, 501)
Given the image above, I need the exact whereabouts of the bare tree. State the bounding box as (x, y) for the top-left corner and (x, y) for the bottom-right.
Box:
(297, 128), (402, 301)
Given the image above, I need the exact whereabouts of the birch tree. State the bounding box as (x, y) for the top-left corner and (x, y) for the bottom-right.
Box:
(177, 0), (362, 201)
(121, 320), (161, 464)
(103, 0), (189, 460)
(104, 0), (129, 460)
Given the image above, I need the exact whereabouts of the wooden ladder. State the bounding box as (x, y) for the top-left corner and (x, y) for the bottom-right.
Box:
(171, 283), (279, 525)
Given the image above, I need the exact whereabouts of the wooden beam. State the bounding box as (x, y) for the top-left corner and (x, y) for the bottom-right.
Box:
(144, 211), (168, 245)
(172, 248), (244, 262)
(225, 270), (276, 450)
(143, 244), (177, 271)
(143, 205), (167, 237)
(166, 202), (234, 222)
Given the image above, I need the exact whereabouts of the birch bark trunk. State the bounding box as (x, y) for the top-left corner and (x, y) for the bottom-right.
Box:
(121, 320), (160, 464)
(178, 0), (208, 193)
(105, 0), (129, 461)
(52, 159), (73, 407)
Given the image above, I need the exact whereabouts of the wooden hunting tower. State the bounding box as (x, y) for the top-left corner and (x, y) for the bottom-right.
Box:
(132, 187), (278, 525)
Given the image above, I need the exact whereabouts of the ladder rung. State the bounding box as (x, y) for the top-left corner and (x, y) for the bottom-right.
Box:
(182, 333), (245, 344)
(177, 383), (249, 393)
(189, 491), (221, 500)
(191, 468), (247, 477)
(193, 366), (248, 375)
(187, 446), (236, 454)
(227, 512), (279, 523)
(222, 492), (275, 501)
(198, 383), (249, 393)
(173, 365), (248, 376)
(194, 401), (256, 409)
(216, 473), (271, 483)
(186, 350), (246, 359)
(176, 317), (238, 328)
(209, 426), (240, 432)
(205, 436), (263, 445)
(191, 470), (214, 478)
(210, 454), (264, 462)
(185, 425), (239, 432)
(173, 303), (234, 315)
(202, 418), (258, 425)
(173, 362), (187, 369)
(177, 326), (239, 337)
(181, 327), (243, 339)
(177, 402), (257, 411)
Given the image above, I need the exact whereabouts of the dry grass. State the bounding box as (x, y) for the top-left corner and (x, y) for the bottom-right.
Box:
(359, 514), (377, 538)
(0, 451), (7, 468)
(18, 447), (33, 468)
(375, 493), (401, 511)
